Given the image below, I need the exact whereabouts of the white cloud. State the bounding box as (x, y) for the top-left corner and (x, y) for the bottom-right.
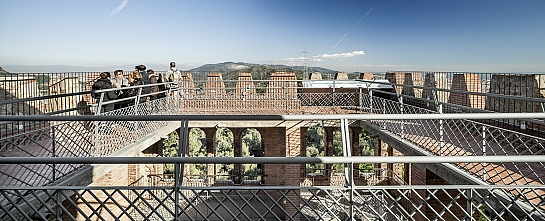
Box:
(108, 0), (131, 18)
(313, 51), (365, 59)
(283, 51), (365, 63)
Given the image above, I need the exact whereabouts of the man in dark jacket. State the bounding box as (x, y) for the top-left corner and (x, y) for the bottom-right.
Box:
(92, 72), (118, 114)
(135, 64), (150, 94)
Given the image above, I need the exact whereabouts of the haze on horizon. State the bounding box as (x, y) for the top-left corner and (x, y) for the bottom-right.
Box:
(0, 0), (544, 73)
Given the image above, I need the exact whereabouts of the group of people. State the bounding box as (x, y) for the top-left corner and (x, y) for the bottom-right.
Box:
(91, 62), (182, 114)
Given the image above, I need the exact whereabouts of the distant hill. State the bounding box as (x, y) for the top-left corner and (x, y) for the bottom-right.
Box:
(0, 66), (13, 76)
(188, 62), (339, 80)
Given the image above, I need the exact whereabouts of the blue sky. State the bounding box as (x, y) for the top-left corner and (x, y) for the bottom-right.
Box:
(1, 0), (544, 73)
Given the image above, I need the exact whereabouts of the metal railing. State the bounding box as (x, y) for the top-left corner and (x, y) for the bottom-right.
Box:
(2, 70), (545, 220)
(2, 155), (545, 221)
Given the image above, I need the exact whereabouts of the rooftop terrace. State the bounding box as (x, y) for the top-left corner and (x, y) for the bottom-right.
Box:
(1, 70), (545, 220)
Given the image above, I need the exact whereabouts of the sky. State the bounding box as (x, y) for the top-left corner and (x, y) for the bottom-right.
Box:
(1, 0), (544, 73)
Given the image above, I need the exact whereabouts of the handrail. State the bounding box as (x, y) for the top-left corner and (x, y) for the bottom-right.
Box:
(2, 112), (544, 121)
(1, 155), (544, 164)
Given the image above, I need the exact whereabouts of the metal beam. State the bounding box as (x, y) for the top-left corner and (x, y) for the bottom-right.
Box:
(1, 112), (545, 121)
(1, 155), (545, 164)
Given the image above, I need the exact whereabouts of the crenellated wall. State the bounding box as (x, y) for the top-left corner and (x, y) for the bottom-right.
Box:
(180, 72), (303, 114)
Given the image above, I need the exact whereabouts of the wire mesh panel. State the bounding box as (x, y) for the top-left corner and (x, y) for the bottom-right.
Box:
(1, 185), (544, 221)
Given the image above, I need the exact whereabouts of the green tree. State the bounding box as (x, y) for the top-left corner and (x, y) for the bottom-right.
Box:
(242, 128), (262, 179)
(215, 128), (234, 180)
(332, 128), (344, 170)
(359, 130), (375, 172)
(163, 131), (179, 174)
(188, 128), (206, 176)
(306, 126), (324, 173)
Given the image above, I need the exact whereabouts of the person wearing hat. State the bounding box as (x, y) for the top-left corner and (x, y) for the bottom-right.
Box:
(92, 72), (118, 113)
(135, 64), (151, 94)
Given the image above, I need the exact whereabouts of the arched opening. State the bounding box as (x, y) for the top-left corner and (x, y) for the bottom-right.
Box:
(188, 128), (206, 180)
(332, 128), (343, 173)
(215, 128), (234, 184)
(305, 126), (324, 175)
(241, 128), (263, 183)
(359, 130), (375, 173)
(162, 131), (179, 176)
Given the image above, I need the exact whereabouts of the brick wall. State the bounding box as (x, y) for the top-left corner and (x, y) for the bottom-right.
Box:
(205, 72), (226, 95)
(359, 72), (374, 80)
(385, 71), (423, 98)
(262, 127), (286, 186)
(422, 72), (449, 104)
(448, 73), (484, 109)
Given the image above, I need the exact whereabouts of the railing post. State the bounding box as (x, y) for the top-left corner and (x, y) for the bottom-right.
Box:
(175, 119), (189, 220)
(349, 161), (355, 221)
(466, 188), (473, 221)
(399, 95), (405, 139)
(331, 83), (336, 112)
(366, 88), (371, 114)
(93, 93), (105, 156)
(52, 125), (56, 182)
(439, 103), (444, 156)
(358, 87), (362, 114)
(95, 93), (104, 115)
(482, 125), (487, 182)
(132, 88), (143, 133)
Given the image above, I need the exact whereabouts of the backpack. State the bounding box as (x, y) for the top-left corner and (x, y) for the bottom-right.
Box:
(169, 69), (182, 82)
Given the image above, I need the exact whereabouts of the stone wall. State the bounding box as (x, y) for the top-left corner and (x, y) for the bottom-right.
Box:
(486, 74), (545, 113)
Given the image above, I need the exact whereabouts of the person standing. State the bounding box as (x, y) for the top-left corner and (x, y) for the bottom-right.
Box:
(111, 70), (128, 89)
(92, 72), (117, 113)
(147, 69), (160, 100)
(165, 61), (182, 95)
(119, 71), (147, 106)
(110, 70), (128, 110)
(135, 64), (150, 94)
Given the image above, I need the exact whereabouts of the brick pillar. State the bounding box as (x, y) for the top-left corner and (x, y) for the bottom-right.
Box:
(324, 127), (335, 178)
(404, 163), (411, 184)
(335, 72), (349, 80)
(402, 72), (424, 106)
(374, 138), (388, 171)
(284, 126), (301, 221)
(402, 72), (416, 97)
(448, 73), (484, 109)
(423, 72), (449, 104)
(202, 128), (216, 186)
(205, 72), (226, 96)
(359, 72), (374, 80)
(309, 72), (322, 80)
(232, 128), (243, 185)
(350, 127), (361, 178)
(387, 146), (403, 185)
(263, 127), (285, 186)
(179, 72), (195, 95)
(410, 164), (427, 220)
(267, 72), (298, 99)
(385, 71), (405, 96)
(235, 73), (256, 99)
(300, 127), (308, 181)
